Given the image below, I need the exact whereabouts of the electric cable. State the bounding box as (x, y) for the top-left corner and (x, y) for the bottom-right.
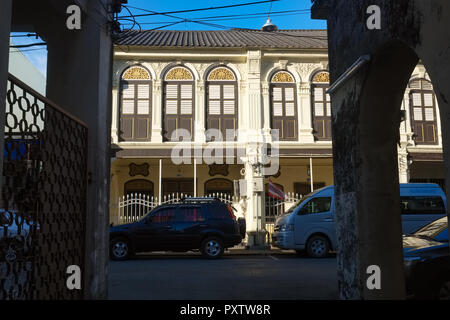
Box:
(120, 1), (280, 18)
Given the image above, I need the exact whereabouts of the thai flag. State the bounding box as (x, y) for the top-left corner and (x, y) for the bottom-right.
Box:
(268, 178), (286, 200)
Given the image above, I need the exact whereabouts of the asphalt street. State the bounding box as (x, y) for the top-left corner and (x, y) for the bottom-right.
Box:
(108, 252), (338, 300)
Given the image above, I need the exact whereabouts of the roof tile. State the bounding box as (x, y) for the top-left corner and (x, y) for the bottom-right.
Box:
(115, 29), (328, 49)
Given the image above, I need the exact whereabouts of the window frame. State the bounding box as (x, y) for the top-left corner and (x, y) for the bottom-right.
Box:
(119, 66), (152, 141)
(311, 82), (332, 141)
(162, 68), (195, 142)
(205, 70), (238, 141)
(408, 79), (438, 145)
(269, 71), (298, 141)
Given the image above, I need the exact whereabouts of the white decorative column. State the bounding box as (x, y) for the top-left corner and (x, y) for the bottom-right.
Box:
(111, 86), (119, 144)
(195, 79), (206, 143)
(261, 81), (272, 140)
(238, 80), (248, 141)
(298, 82), (315, 143)
(151, 79), (163, 142)
(398, 91), (411, 183)
(244, 50), (268, 248)
(398, 147), (410, 183)
(401, 90), (414, 145)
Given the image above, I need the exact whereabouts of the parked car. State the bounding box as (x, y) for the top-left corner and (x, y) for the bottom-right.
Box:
(272, 183), (447, 258)
(403, 217), (449, 299)
(109, 198), (245, 260)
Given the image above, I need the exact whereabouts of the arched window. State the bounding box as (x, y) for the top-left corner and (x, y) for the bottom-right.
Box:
(124, 179), (154, 197)
(163, 66), (194, 141)
(409, 79), (438, 145)
(119, 66), (152, 141)
(311, 71), (331, 141)
(204, 178), (234, 196)
(206, 67), (238, 141)
(270, 71), (297, 141)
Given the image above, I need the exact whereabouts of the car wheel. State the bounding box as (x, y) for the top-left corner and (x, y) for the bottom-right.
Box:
(110, 238), (131, 261)
(201, 237), (224, 259)
(306, 235), (329, 258)
(437, 279), (450, 300)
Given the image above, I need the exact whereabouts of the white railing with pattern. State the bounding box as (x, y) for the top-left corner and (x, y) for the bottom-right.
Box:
(116, 192), (245, 225)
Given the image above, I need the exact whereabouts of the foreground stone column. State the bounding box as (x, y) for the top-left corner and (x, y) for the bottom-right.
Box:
(0, 0), (12, 201)
(43, 1), (113, 299)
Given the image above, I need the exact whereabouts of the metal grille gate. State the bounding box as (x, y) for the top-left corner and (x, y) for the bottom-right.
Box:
(0, 74), (88, 299)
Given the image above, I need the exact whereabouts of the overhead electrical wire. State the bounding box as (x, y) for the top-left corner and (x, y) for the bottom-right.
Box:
(116, 4), (326, 41)
(119, 5), (315, 37)
(120, 0), (280, 18)
(120, 9), (311, 26)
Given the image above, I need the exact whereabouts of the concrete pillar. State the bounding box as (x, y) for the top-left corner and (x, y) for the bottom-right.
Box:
(43, 1), (112, 299)
(111, 86), (119, 144)
(400, 90), (413, 145)
(313, 0), (450, 300)
(330, 44), (418, 299)
(261, 81), (271, 138)
(151, 79), (163, 142)
(238, 80), (248, 140)
(0, 0), (12, 204)
(244, 50), (267, 247)
(398, 147), (410, 183)
(298, 82), (315, 143)
(195, 79), (206, 142)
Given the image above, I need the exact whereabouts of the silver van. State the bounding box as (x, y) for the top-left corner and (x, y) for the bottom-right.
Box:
(271, 183), (447, 258)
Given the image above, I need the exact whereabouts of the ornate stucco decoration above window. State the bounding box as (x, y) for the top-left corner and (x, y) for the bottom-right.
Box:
(271, 71), (294, 83)
(122, 66), (151, 80)
(208, 164), (229, 176)
(165, 67), (193, 81)
(129, 163), (150, 177)
(312, 71), (330, 83)
(207, 67), (236, 81)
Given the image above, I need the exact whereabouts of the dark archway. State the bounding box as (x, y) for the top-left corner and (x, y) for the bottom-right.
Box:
(124, 179), (154, 197)
(204, 178), (233, 196)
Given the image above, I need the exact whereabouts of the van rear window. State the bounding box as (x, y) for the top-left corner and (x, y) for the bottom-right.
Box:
(400, 196), (446, 215)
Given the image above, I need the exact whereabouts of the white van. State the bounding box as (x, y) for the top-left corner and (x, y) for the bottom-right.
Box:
(271, 183), (447, 258)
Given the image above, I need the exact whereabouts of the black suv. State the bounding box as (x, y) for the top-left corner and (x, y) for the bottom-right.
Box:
(109, 198), (246, 260)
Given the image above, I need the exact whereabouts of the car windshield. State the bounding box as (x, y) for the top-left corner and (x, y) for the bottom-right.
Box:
(284, 192), (314, 214)
(414, 217), (448, 238)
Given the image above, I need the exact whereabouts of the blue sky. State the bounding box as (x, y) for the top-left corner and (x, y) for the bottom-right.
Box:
(122, 0), (326, 30)
(10, 0), (326, 78)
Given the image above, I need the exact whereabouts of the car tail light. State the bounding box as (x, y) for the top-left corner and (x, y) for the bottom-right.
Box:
(226, 205), (235, 219)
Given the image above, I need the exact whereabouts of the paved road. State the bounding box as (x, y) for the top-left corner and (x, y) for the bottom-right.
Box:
(109, 252), (338, 300)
